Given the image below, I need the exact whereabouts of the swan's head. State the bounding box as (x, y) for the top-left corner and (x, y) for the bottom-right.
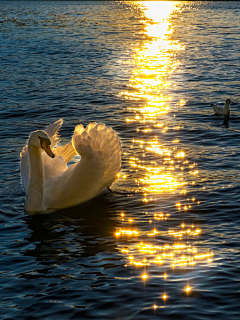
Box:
(28, 130), (55, 158)
(226, 99), (231, 105)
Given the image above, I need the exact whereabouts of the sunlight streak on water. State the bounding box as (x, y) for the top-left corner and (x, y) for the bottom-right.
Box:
(119, 1), (195, 197)
(117, 0), (212, 301)
(120, 1), (184, 119)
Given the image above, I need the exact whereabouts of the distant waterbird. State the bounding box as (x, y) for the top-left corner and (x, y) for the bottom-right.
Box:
(211, 99), (231, 117)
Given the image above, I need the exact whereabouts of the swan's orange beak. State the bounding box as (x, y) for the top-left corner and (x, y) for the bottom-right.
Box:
(42, 140), (55, 158)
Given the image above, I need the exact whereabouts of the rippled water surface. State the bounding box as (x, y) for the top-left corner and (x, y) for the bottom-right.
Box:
(1, 1), (240, 319)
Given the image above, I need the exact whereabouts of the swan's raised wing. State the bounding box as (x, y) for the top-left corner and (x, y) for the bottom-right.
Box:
(45, 118), (63, 147)
(44, 123), (121, 209)
(20, 119), (67, 191)
(53, 142), (76, 164)
(45, 118), (76, 163)
(72, 122), (121, 189)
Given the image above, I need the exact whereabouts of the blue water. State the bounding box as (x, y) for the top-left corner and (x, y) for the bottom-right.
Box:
(1, 1), (240, 319)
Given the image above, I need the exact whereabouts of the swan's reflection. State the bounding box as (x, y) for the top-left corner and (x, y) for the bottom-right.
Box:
(23, 196), (121, 265)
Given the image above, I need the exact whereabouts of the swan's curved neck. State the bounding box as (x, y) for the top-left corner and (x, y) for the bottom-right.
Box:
(25, 145), (44, 212)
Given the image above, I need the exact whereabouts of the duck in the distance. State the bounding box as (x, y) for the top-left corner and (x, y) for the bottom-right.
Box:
(211, 99), (231, 117)
(20, 119), (121, 214)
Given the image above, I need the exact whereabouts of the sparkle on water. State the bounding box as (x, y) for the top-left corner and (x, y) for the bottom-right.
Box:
(116, 0), (212, 307)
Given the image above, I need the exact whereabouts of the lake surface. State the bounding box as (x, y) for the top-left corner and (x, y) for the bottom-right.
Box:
(1, 1), (240, 319)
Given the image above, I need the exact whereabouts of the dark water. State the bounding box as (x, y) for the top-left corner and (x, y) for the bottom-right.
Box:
(1, 1), (240, 319)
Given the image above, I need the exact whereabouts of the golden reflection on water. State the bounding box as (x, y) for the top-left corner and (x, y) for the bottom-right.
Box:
(116, 217), (213, 269)
(122, 2), (183, 119)
(117, 1), (212, 303)
(118, 1), (195, 197)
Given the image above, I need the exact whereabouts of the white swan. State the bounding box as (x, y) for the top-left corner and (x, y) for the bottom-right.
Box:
(211, 99), (231, 116)
(20, 119), (121, 213)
